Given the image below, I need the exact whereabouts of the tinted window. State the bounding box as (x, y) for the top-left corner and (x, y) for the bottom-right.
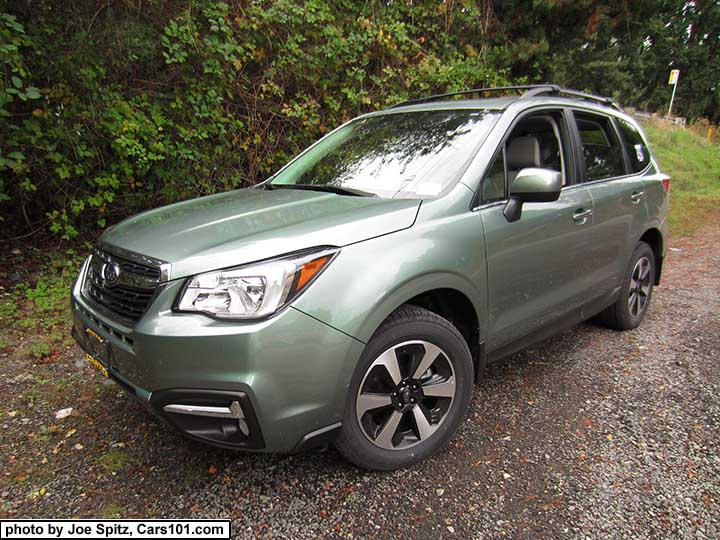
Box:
(574, 112), (626, 181)
(272, 110), (500, 199)
(481, 112), (567, 204)
(617, 119), (650, 173)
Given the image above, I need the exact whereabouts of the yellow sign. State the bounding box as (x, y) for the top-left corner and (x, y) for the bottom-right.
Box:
(668, 69), (680, 85)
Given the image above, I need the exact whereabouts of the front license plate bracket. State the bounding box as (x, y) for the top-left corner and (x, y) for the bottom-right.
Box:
(81, 326), (113, 376)
(85, 352), (109, 378)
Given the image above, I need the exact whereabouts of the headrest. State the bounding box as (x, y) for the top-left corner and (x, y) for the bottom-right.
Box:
(507, 136), (541, 170)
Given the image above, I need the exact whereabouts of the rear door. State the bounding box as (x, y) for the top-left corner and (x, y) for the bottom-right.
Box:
(478, 109), (597, 353)
(569, 110), (649, 313)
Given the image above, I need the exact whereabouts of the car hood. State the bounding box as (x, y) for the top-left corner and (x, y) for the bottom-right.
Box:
(101, 187), (421, 280)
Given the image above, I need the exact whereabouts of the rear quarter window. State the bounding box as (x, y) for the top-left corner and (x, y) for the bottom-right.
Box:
(617, 118), (651, 173)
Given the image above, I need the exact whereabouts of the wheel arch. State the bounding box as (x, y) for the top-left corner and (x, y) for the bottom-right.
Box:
(639, 227), (664, 285)
(358, 275), (485, 383)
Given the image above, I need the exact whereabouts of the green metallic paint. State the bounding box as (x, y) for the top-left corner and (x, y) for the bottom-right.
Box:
(479, 185), (597, 351)
(102, 187), (421, 279)
(71, 95), (669, 453)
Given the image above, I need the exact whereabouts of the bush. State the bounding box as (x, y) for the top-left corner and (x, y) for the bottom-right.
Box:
(0, 0), (507, 240)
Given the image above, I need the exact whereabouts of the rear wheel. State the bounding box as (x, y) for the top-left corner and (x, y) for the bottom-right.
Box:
(336, 305), (473, 471)
(596, 241), (655, 330)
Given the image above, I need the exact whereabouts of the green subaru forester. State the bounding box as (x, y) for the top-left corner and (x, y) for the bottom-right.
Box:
(71, 85), (669, 470)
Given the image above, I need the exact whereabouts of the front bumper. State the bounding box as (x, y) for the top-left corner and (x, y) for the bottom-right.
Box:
(71, 260), (364, 453)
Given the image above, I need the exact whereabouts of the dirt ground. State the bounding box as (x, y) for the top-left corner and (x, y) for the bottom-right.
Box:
(1, 222), (719, 539)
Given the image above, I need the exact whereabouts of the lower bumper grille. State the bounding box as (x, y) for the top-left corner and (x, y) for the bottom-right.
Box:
(150, 389), (265, 449)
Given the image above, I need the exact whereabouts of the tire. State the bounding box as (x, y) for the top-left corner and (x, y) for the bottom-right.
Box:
(595, 241), (655, 331)
(336, 305), (473, 471)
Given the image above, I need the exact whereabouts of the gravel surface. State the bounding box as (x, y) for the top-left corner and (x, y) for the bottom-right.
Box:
(1, 224), (718, 539)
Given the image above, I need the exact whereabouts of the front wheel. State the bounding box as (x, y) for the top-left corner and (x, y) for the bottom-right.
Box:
(336, 305), (473, 471)
(595, 241), (655, 330)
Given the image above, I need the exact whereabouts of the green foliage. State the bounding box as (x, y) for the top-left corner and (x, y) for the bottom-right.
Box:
(2, 250), (83, 343)
(0, 0), (717, 240)
(100, 504), (124, 519)
(644, 121), (720, 236)
(0, 12), (41, 205)
(0, 1), (508, 239)
(26, 341), (50, 359)
(492, 0), (719, 122)
(23, 252), (83, 332)
(0, 295), (18, 321)
(97, 449), (132, 474)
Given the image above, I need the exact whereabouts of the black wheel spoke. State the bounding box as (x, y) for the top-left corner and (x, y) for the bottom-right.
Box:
(374, 410), (403, 448)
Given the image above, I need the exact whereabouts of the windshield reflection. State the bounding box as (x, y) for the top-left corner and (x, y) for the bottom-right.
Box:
(271, 109), (500, 199)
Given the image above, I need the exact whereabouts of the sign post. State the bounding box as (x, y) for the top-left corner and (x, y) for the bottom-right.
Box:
(667, 69), (680, 117)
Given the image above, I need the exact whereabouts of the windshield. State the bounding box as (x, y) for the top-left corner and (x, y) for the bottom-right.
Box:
(270, 109), (500, 198)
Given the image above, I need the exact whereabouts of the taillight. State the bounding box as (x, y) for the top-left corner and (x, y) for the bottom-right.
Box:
(661, 176), (670, 193)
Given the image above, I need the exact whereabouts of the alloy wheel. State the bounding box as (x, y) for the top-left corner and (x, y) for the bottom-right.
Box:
(355, 340), (456, 450)
(628, 256), (652, 318)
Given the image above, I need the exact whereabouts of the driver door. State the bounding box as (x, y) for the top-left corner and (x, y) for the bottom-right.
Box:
(477, 109), (596, 354)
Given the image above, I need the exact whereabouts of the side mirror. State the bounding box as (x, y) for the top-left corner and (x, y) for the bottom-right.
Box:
(503, 168), (562, 223)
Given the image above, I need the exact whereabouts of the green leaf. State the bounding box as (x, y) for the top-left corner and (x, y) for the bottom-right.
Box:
(11, 76), (22, 88)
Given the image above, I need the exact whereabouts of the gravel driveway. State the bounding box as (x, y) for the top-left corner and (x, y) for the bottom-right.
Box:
(2, 223), (719, 539)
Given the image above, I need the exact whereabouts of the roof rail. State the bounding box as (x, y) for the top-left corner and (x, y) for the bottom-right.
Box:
(528, 86), (621, 110)
(388, 84), (620, 110)
(387, 85), (557, 109)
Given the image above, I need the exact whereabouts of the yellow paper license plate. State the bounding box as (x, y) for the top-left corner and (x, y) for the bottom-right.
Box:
(85, 352), (109, 378)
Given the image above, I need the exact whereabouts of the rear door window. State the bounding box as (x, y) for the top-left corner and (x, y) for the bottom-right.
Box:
(573, 112), (626, 181)
(616, 119), (651, 173)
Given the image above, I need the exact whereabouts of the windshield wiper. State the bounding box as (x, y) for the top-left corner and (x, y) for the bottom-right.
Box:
(269, 184), (377, 197)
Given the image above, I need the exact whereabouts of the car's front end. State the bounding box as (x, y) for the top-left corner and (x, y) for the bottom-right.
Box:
(71, 242), (366, 452)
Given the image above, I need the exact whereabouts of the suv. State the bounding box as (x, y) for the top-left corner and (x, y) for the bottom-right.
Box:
(71, 85), (669, 470)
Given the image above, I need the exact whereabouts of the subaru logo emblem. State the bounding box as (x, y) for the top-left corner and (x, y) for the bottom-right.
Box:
(102, 262), (121, 285)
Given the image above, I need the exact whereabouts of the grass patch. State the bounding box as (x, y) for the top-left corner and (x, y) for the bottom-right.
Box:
(0, 296), (19, 321)
(97, 449), (132, 474)
(23, 251), (84, 329)
(1, 249), (85, 353)
(100, 504), (124, 519)
(644, 122), (720, 236)
(182, 462), (208, 487)
(26, 341), (51, 360)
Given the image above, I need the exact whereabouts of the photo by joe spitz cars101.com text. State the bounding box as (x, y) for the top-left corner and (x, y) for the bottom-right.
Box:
(71, 85), (669, 471)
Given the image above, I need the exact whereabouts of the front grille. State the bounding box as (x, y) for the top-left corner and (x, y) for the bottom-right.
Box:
(117, 259), (160, 280)
(82, 249), (160, 324)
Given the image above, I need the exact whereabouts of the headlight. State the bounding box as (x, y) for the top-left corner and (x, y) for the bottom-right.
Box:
(176, 247), (338, 320)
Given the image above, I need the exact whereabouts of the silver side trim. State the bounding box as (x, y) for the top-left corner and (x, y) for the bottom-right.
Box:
(163, 401), (249, 436)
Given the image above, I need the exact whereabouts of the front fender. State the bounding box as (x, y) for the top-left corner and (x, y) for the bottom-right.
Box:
(292, 214), (488, 345)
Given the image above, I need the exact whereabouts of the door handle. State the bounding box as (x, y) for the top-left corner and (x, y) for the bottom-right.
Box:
(630, 190), (644, 204)
(572, 208), (593, 224)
